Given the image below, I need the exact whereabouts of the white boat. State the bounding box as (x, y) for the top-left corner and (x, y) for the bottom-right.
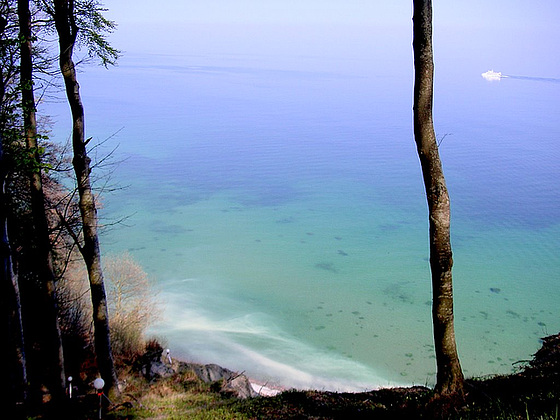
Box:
(482, 70), (505, 80)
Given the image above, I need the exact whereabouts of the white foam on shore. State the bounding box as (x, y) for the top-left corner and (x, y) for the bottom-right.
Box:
(151, 282), (403, 392)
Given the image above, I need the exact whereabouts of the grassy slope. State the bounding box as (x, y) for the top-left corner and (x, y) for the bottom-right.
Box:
(33, 334), (560, 419)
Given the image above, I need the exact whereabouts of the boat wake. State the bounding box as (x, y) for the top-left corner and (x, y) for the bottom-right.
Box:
(505, 75), (560, 83)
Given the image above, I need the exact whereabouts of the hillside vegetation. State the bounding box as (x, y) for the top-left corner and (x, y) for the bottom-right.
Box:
(29, 333), (559, 419)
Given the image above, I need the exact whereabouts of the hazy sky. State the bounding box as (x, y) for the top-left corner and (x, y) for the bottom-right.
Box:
(94, 1), (560, 75)
(102, 1), (559, 27)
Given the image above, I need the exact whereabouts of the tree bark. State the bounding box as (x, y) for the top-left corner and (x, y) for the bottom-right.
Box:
(53, 0), (118, 394)
(0, 138), (29, 409)
(412, 0), (464, 396)
(1, 11), (28, 406)
(18, 0), (66, 402)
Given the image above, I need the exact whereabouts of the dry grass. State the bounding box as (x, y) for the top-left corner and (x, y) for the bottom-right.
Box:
(104, 367), (249, 420)
(33, 331), (560, 419)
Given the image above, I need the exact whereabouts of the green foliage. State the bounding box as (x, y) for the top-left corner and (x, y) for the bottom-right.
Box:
(2, 133), (53, 174)
(74, 0), (120, 67)
(18, 32), (38, 46)
(34, 0), (120, 67)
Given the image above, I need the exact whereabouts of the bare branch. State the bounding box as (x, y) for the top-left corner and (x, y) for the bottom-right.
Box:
(437, 133), (452, 148)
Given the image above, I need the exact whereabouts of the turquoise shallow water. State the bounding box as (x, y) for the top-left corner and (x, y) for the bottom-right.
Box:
(45, 51), (560, 390)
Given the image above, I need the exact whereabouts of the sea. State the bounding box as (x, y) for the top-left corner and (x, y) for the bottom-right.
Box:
(43, 35), (560, 391)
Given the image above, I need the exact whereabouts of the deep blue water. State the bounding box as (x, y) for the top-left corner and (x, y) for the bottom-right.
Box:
(45, 50), (560, 390)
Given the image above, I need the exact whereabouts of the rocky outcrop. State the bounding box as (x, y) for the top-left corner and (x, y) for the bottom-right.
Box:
(134, 345), (175, 381)
(178, 362), (258, 399)
(141, 357), (175, 381)
(134, 346), (257, 399)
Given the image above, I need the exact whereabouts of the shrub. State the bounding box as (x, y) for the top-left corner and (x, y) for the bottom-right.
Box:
(104, 252), (160, 361)
(57, 251), (159, 380)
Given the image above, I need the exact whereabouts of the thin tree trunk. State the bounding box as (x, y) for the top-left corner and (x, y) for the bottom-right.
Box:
(412, 0), (464, 396)
(18, 0), (66, 401)
(0, 137), (28, 409)
(53, 0), (118, 394)
(1, 11), (28, 403)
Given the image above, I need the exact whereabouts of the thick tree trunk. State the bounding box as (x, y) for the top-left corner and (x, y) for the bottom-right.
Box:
(53, 0), (118, 394)
(412, 0), (464, 396)
(18, 0), (66, 402)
